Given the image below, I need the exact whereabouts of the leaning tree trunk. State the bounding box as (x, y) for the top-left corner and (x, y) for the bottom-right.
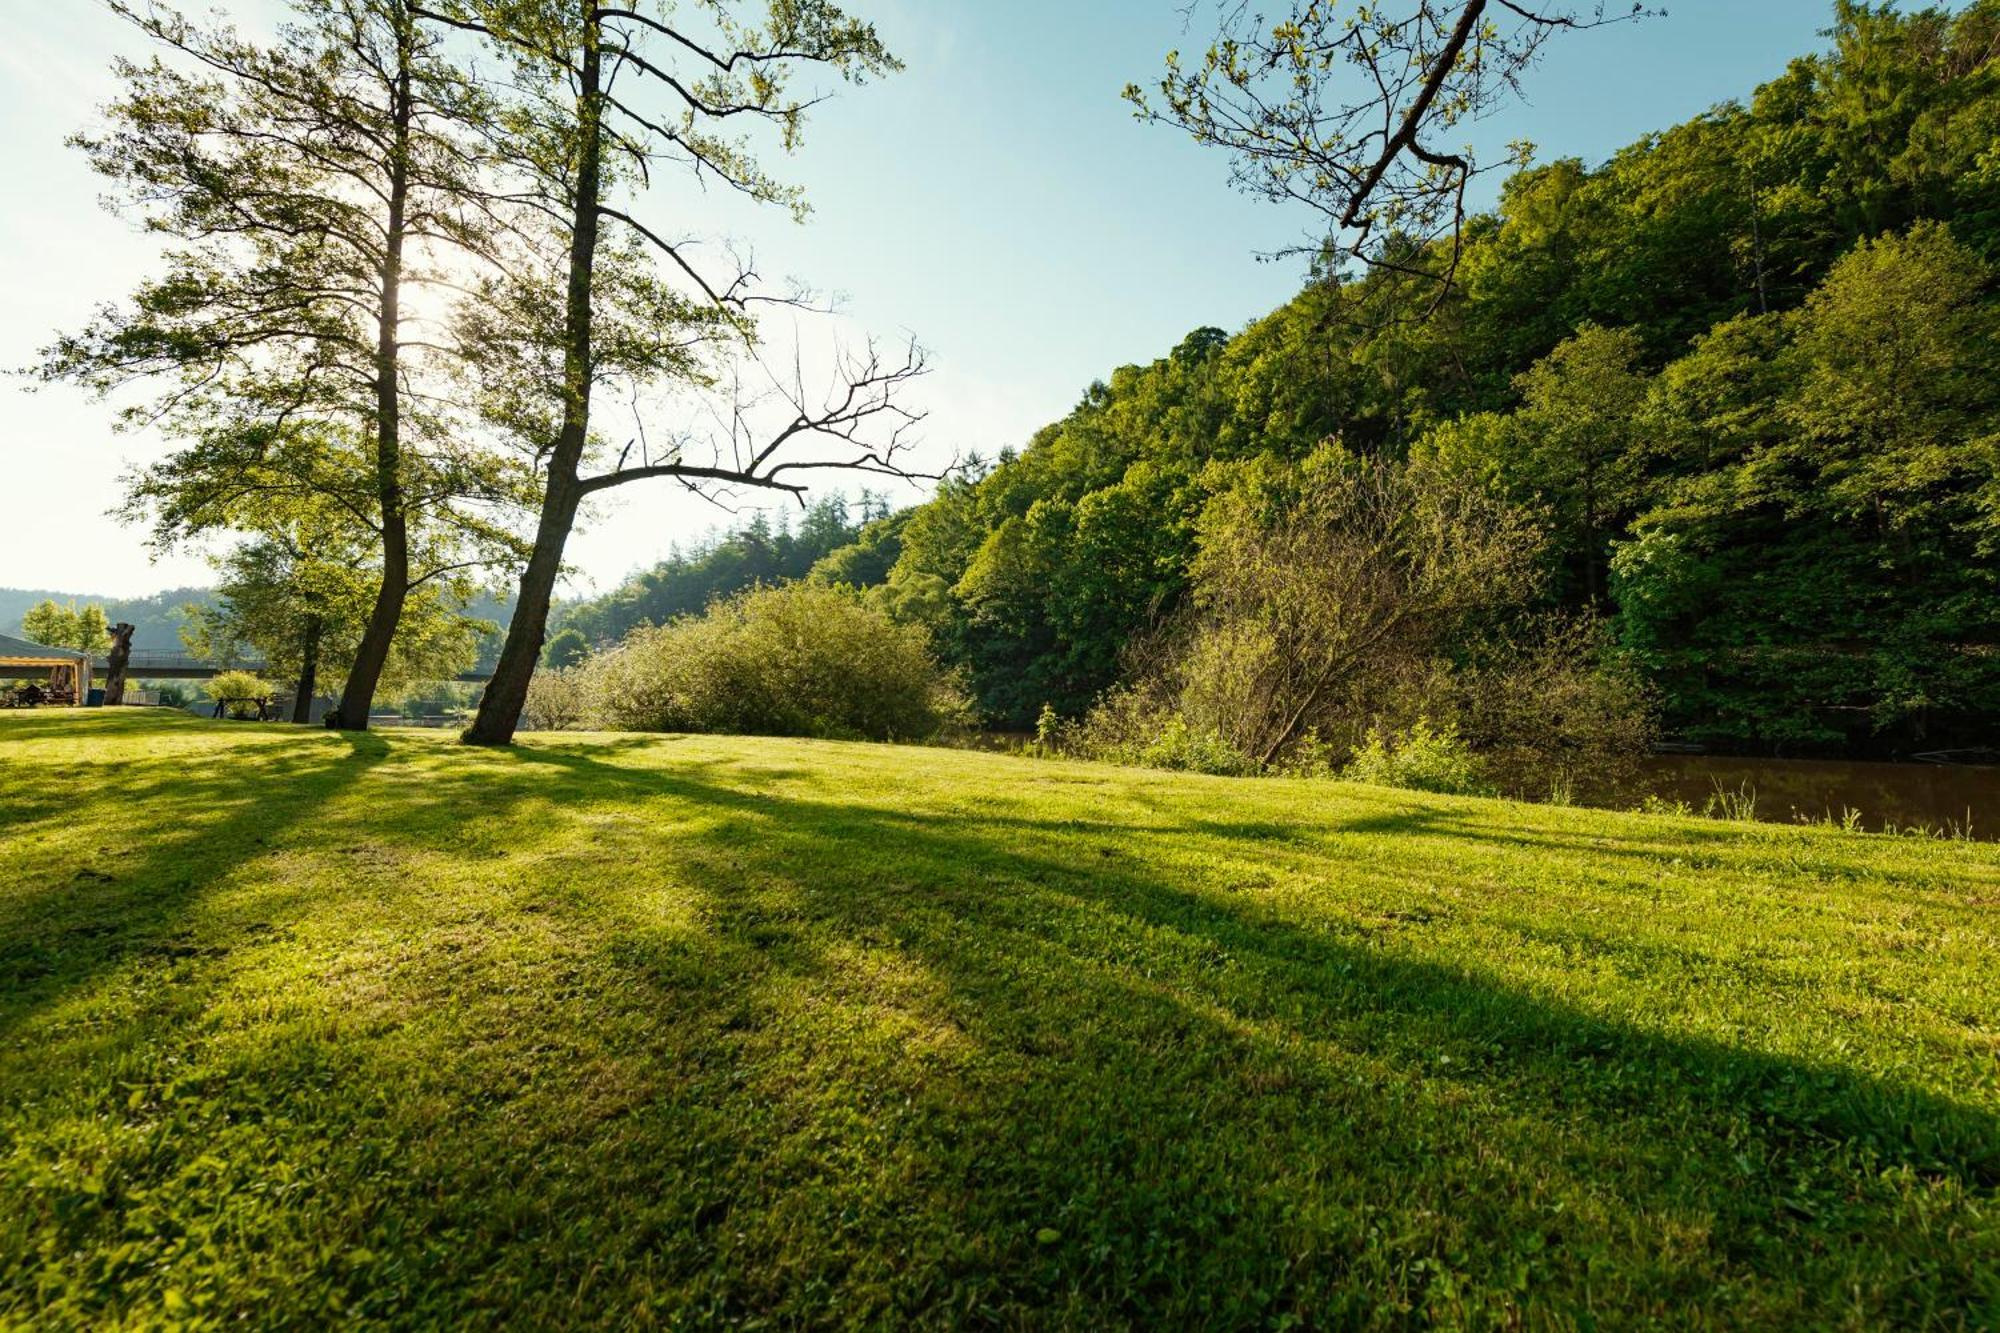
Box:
(102, 622), (136, 705)
(464, 26), (605, 748)
(466, 483), (579, 745)
(330, 510), (408, 729)
(328, 43), (415, 732)
(291, 615), (323, 724)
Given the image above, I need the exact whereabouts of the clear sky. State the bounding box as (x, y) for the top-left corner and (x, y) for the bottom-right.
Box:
(0, 0), (1851, 598)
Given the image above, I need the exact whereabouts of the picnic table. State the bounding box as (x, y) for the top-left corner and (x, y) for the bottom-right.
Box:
(212, 695), (276, 721)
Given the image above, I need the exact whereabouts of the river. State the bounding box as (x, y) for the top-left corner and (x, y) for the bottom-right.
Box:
(1617, 754), (2000, 840)
(918, 731), (2000, 840)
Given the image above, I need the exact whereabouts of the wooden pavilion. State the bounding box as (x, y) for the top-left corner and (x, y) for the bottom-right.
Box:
(0, 632), (91, 706)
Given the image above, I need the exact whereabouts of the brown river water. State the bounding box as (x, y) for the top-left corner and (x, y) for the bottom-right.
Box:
(1615, 754), (2000, 840)
(967, 731), (2000, 840)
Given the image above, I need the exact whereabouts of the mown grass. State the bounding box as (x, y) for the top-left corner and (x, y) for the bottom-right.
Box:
(0, 710), (1995, 1328)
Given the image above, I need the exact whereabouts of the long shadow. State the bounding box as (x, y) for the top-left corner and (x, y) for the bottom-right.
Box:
(0, 715), (386, 1035)
(1309, 801), (2000, 905)
(6, 723), (1995, 1322)
(483, 742), (1999, 1178)
(302, 739), (1993, 1321)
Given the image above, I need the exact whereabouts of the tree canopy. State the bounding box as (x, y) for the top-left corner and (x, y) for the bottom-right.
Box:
(20, 601), (113, 655)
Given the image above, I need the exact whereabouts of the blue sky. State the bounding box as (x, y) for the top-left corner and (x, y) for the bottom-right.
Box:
(0, 0), (1851, 596)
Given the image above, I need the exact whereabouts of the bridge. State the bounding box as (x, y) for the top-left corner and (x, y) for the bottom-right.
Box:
(94, 650), (495, 683)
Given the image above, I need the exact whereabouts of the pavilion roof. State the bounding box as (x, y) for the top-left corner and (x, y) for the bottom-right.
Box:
(0, 632), (90, 666)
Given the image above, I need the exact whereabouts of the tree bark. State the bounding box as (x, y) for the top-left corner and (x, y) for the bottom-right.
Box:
(291, 615), (323, 724)
(103, 622), (136, 705)
(329, 20), (416, 731)
(464, 22), (605, 747)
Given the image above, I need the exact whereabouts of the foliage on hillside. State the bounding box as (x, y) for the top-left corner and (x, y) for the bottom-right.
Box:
(1, 588), (213, 652)
(830, 1), (2000, 752)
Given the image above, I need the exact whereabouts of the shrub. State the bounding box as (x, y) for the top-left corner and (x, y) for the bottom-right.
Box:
(1447, 618), (1655, 801)
(1172, 445), (1547, 767)
(1342, 719), (1494, 796)
(1052, 444), (1548, 778)
(520, 668), (588, 732)
(1060, 687), (1258, 774)
(1135, 716), (1261, 776)
(1010, 702), (1071, 759)
(579, 582), (968, 741)
(1273, 727), (1341, 778)
(1033, 702), (1064, 748)
(204, 670), (279, 720)
(1046, 457), (1649, 801)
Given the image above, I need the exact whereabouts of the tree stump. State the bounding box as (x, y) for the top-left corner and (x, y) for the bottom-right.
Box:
(103, 623), (136, 705)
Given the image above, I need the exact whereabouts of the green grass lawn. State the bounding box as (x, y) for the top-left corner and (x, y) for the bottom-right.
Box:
(0, 710), (1995, 1327)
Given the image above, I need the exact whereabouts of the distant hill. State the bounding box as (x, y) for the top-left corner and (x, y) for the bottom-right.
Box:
(0, 587), (216, 651)
(3, 585), (517, 662)
(465, 589), (517, 669)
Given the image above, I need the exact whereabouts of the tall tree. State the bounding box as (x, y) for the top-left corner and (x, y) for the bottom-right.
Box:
(135, 421), (492, 721)
(39, 0), (517, 732)
(1507, 323), (1649, 605)
(431, 0), (927, 747)
(181, 539), (341, 722)
(20, 601), (114, 654)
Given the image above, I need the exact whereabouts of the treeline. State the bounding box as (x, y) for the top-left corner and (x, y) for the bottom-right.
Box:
(816, 0), (2000, 757)
(551, 494), (899, 651)
(2, 588), (214, 652)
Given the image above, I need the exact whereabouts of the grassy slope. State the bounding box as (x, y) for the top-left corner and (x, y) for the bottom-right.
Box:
(0, 711), (1994, 1328)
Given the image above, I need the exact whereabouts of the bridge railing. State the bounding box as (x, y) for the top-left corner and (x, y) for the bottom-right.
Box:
(93, 651), (269, 673)
(90, 650), (493, 682)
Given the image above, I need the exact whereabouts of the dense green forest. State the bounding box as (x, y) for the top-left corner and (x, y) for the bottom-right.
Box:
(802, 0), (2000, 755)
(90, 0), (1990, 758)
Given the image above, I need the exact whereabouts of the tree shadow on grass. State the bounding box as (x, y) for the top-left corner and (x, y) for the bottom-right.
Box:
(0, 715), (387, 1036)
(349, 740), (1993, 1322)
(5, 724), (1995, 1324)
(1308, 800), (2000, 910)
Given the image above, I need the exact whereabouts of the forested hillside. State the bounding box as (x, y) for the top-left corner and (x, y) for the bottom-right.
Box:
(553, 494), (900, 648)
(3, 586), (517, 671)
(0, 587), (214, 650)
(824, 1), (2000, 754)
